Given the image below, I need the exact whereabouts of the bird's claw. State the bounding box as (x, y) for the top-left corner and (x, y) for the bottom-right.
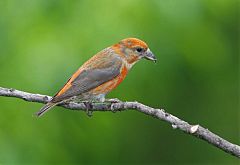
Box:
(86, 110), (93, 117)
(83, 102), (93, 117)
(104, 98), (121, 113)
(105, 98), (121, 103)
(110, 104), (116, 113)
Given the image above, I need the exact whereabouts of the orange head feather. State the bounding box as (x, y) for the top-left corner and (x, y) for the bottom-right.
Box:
(112, 38), (156, 65)
(119, 38), (149, 50)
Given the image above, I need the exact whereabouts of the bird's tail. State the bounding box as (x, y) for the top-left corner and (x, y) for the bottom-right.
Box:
(35, 102), (57, 117)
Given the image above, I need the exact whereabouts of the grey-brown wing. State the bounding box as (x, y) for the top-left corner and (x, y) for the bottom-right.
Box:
(51, 59), (122, 103)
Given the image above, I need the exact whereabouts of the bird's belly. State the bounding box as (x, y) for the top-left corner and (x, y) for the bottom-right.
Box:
(71, 65), (128, 102)
(68, 73), (126, 103)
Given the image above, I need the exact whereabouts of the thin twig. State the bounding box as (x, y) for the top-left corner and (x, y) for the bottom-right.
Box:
(0, 87), (239, 158)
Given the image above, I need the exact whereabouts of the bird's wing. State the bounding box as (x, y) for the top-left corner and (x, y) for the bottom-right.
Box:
(51, 55), (122, 103)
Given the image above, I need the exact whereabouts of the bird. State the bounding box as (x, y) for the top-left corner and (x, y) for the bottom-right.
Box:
(36, 38), (157, 117)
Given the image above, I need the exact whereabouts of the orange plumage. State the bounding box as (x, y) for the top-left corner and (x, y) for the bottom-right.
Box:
(36, 38), (156, 117)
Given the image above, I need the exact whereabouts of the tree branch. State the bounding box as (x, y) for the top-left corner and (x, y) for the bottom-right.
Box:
(0, 87), (239, 158)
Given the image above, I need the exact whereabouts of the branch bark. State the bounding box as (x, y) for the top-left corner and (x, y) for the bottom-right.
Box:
(0, 86), (239, 158)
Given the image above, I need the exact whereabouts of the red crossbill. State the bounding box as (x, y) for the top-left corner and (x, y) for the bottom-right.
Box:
(36, 38), (156, 117)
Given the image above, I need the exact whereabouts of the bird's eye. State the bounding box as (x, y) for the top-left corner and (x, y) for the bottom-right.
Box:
(136, 47), (143, 53)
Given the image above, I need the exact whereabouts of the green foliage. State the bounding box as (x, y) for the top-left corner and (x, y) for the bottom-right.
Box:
(0, 0), (239, 164)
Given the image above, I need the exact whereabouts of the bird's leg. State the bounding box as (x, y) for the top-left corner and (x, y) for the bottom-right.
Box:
(83, 101), (93, 117)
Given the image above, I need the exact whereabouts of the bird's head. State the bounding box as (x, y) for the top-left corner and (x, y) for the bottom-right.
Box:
(112, 38), (157, 66)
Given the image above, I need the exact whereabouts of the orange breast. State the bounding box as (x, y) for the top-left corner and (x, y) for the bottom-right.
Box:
(91, 65), (128, 94)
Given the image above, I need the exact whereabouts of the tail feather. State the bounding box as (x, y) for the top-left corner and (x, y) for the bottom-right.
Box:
(35, 102), (57, 117)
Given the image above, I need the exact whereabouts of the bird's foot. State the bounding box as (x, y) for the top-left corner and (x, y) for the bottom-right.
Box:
(110, 104), (116, 113)
(83, 101), (93, 117)
(105, 98), (122, 103)
(105, 98), (122, 113)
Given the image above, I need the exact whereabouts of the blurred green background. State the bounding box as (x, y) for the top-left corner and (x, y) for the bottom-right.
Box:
(0, 0), (239, 164)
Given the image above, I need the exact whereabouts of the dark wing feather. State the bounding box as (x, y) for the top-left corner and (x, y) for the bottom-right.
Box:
(51, 58), (122, 103)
